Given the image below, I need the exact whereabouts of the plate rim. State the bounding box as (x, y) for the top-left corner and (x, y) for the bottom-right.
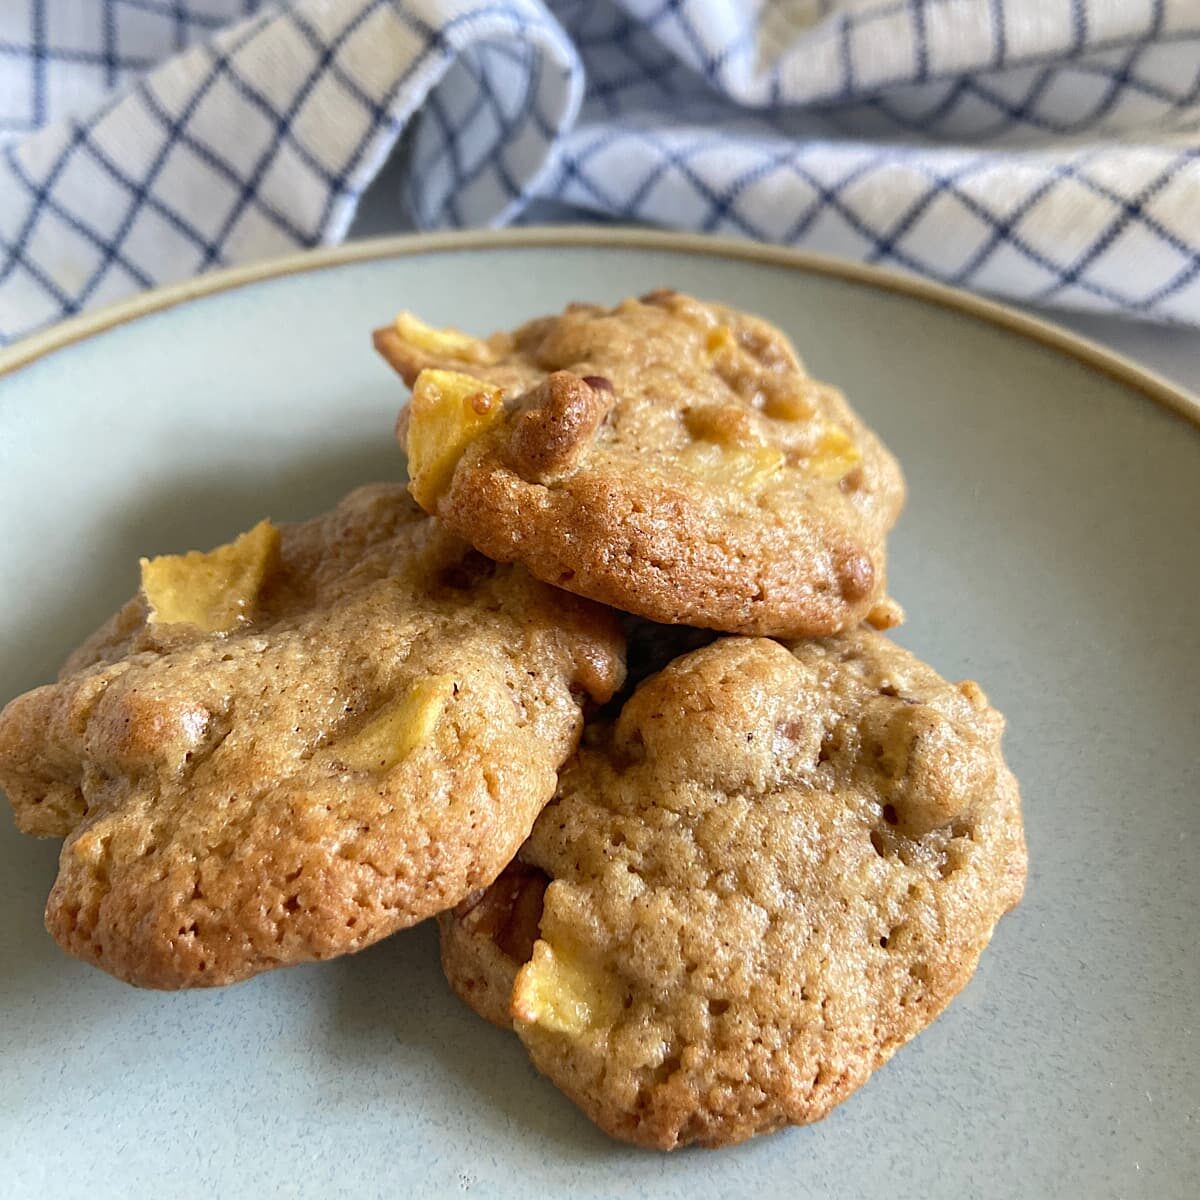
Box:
(2, 225), (1197, 430)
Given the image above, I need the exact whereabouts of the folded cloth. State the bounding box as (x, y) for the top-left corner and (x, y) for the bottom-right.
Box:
(1, 0), (1198, 343)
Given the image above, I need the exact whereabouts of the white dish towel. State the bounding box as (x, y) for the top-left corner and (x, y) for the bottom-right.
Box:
(2, 0), (1198, 343)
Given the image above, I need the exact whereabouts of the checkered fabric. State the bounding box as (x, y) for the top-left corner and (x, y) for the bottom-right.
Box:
(2, 1), (1199, 342)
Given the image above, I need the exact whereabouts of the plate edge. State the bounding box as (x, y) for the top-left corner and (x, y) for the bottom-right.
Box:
(2, 226), (1197, 431)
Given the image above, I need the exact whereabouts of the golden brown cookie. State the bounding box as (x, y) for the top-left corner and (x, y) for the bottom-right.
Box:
(440, 861), (549, 1030)
(0, 484), (624, 989)
(373, 291), (905, 638)
(440, 633), (1027, 1149)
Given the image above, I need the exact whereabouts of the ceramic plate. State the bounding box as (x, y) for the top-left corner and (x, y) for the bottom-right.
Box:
(2, 230), (1197, 1199)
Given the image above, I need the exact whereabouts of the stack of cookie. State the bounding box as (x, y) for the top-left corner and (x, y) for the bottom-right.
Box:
(0, 291), (1026, 1150)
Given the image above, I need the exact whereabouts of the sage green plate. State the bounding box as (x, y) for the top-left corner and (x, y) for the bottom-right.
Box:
(1, 230), (1197, 1199)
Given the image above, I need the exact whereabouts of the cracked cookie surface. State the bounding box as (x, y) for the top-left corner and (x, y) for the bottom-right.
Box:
(374, 290), (905, 638)
(441, 633), (1026, 1149)
(0, 484), (624, 988)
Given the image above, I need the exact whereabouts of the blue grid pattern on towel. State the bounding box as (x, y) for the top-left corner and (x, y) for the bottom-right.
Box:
(549, 1), (1200, 320)
(1, 0), (1199, 342)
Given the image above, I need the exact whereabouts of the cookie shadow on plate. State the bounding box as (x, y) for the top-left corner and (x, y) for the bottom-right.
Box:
(322, 922), (629, 1160)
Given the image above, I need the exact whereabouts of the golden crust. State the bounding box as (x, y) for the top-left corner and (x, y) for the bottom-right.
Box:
(0, 485), (624, 988)
(440, 632), (1027, 1149)
(374, 291), (905, 638)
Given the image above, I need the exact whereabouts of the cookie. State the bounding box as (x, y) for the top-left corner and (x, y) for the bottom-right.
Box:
(587, 614), (719, 723)
(373, 290), (905, 638)
(440, 633), (1027, 1149)
(440, 861), (549, 1031)
(432, 609), (714, 996)
(0, 484), (624, 988)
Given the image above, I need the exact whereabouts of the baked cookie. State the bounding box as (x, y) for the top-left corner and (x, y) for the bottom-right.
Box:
(435, 610), (711, 1027)
(441, 860), (549, 1031)
(437, 612), (718, 1008)
(440, 633), (1027, 1149)
(0, 484), (624, 989)
(588, 614), (719, 723)
(373, 290), (905, 638)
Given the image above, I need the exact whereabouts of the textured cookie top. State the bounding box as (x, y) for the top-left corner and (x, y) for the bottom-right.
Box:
(0, 485), (624, 988)
(374, 291), (905, 638)
(441, 633), (1026, 1149)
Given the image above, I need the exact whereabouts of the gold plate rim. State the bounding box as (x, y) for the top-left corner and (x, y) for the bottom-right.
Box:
(2, 225), (1196, 429)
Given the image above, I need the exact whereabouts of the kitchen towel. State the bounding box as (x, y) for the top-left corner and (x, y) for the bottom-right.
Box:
(1, 0), (1198, 343)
